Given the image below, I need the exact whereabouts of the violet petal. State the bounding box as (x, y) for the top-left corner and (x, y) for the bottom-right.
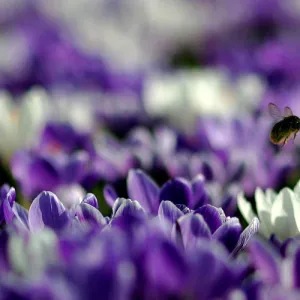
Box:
(111, 198), (145, 219)
(76, 203), (106, 227)
(191, 175), (209, 209)
(178, 214), (211, 248)
(12, 203), (29, 229)
(144, 237), (187, 293)
(158, 201), (184, 224)
(291, 246), (300, 288)
(82, 193), (98, 209)
(29, 191), (69, 231)
(127, 169), (159, 213)
(248, 238), (281, 284)
(103, 185), (118, 207)
(212, 218), (242, 253)
(3, 197), (14, 224)
(159, 178), (192, 207)
(195, 204), (223, 234)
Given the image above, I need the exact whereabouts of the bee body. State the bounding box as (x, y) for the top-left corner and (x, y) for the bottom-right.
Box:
(270, 115), (300, 145)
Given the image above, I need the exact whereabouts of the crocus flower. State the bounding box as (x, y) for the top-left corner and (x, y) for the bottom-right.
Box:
(0, 184), (16, 224)
(164, 201), (259, 257)
(38, 122), (95, 156)
(2, 187), (106, 233)
(244, 237), (300, 298)
(0, 181), (260, 299)
(0, 88), (48, 161)
(104, 169), (212, 213)
(143, 69), (265, 131)
(105, 168), (241, 217)
(39, 0), (208, 71)
(11, 149), (90, 199)
(238, 179), (300, 241)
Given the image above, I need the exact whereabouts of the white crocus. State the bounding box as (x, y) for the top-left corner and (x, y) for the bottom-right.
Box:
(9, 228), (58, 278)
(40, 0), (209, 71)
(0, 88), (48, 161)
(55, 184), (86, 209)
(238, 180), (300, 241)
(143, 69), (265, 131)
(49, 90), (96, 132)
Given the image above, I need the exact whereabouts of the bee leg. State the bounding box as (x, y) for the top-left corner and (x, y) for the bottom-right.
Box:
(291, 132), (298, 144)
(294, 132), (298, 141)
(281, 138), (288, 147)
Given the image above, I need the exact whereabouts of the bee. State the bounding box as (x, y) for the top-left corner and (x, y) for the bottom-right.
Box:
(268, 103), (300, 146)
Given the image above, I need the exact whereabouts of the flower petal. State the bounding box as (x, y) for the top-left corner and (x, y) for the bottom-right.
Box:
(237, 192), (256, 224)
(82, 193), (98, 209)
(55, 184), (85, 209)
(9, 228), (57, 277)
(0, 186), (15, 224)
(158, 201), (184, 224)
(3, 197), (13, 224)
(29, 191), (69, 231)
(188, 241), (242, 299)
(127, 169), (159, 213)
(212, 218), (242, 253)
(12, 203), (29, 230)
(190, 175), (209, 209)
(103, 184), (118, 207)
(194, 204), (223, 234)
(294, 180), (300, 196)
(76, 203), (106, 227)
(271, 188), (299, 241)
(111, 198), (145, 219)
(28, 156), (61, 194)
(265, 188), (277, 205)
(254, 188), (272, 238)
(231, 217), (260, 257)
(144, 236), (187, 294)
(159, 178), (192, 207)
(290, 247), (300, 288)
(248, 238), (280, 284)
(177, 214), (211, 248)
(62, 151), (89, 183)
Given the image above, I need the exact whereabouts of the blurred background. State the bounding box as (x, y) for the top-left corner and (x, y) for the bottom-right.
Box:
(0, 0), (300, 213)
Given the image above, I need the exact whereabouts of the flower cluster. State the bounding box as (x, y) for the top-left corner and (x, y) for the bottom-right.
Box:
(0, 181), (259, 299)
(1, 1), (300, 299)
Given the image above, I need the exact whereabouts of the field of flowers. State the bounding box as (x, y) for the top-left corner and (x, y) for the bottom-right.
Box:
(1, 1), (300, 299)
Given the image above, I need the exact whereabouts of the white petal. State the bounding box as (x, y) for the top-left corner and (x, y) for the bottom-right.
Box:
(294, 179), (300, 196)
(271, 188), (299, 241)
(265, 188), (277, 205)
(0, 92), (17, 159)
(237, 192), (256, 223)
(9, 229), (57, 277)
(291, 192), (300, 234)
(55, 184), (86, 209)
(18, 88), (48, 147)
(255, 188), (272, 238)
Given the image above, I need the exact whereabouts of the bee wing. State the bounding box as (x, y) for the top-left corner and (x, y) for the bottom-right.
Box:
(284, 106), (293, 117)
(268, 103), (282, 120)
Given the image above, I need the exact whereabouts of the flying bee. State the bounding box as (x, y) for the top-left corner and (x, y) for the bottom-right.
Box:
(268, 102), (300, 146)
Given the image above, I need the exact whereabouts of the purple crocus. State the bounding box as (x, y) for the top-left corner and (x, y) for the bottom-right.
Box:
(104, 168), (238, 216)
(245, 237), (300, 297)
(11, 122), (142, 198)
(103, 183), (259, 257)
(158, 200), (259, 257)
(0, 184), (16, 225)
(0, 181), (260, 299)
(11, 149), (90, 199)
(2, 186), (107, 234)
